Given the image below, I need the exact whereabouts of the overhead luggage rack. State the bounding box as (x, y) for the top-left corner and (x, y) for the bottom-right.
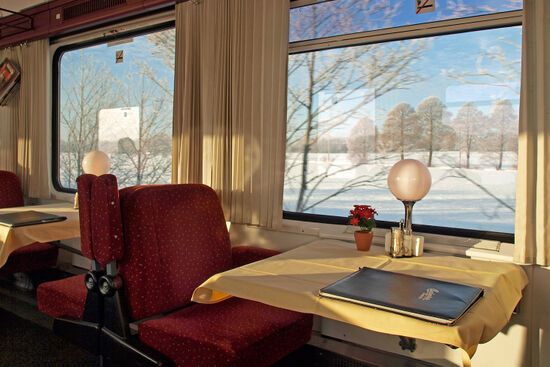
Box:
(0, 7), (34, 39)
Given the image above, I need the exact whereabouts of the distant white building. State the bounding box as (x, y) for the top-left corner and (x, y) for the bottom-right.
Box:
(98, 106), (139, 154)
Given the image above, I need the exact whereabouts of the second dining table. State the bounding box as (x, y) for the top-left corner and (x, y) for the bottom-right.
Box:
(0, 201), (80, 268)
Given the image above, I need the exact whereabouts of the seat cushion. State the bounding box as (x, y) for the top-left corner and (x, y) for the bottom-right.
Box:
(37, 274), (87, 319)
(0, 242), (58, 277)
(139, 297), (313, 367)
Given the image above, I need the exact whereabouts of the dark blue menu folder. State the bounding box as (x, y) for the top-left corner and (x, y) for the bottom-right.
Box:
(319, 267), (483, 325)
(0, 210), (67, 228)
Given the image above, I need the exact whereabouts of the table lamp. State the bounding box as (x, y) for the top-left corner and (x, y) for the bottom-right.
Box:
(82, 150), (110, 176)
(74, 151), (110, 209)
(387, 159), (431, 234)
(386, 159), (431, 257)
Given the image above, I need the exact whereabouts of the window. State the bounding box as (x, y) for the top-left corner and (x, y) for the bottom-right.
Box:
(284, 0), (522, 239)
(290, 0), (521, 42)
(53, 25), (175, 191)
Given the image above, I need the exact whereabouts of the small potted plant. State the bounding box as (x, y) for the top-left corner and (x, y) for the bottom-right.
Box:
(349, 204), (378, 251)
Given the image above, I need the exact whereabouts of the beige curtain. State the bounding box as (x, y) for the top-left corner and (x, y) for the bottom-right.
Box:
(514, 0), (550, 265)
(173, 0), (289, 228)
(0, 40), (50, 198)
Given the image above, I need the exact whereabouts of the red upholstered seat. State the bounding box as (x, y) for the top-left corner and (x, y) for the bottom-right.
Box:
(37, 174), (97, 319)
(0, 242), (58, 277)
(37, 274), (87, 319)
(139, 298), (313, 367)
(112, 184), (312, 367)
(0, 170), (25, 208)
(0, 170), (58, 277)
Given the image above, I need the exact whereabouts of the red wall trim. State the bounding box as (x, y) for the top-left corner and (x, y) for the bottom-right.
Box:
(0, 0), (174, 49)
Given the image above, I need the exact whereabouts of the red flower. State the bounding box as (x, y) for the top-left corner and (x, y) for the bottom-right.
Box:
(348, 204), (377, 232)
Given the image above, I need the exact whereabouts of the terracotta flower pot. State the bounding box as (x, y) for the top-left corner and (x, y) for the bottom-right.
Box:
(354, 230), (373, 251)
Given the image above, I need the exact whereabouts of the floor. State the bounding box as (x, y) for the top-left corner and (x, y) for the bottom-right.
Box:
(0, 269), (440, 367)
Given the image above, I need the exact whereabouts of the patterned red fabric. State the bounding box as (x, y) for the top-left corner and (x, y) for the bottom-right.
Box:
(91, 174), (124, 265)
(76, 174), (97, 260)
(118, 184), (233, 321)
(139, 298), (313, 367)
(37, 274), (87, 319)
(0, 242), (58, 277)
(0, 170), (24, 208)
(231, 246), (280, 268)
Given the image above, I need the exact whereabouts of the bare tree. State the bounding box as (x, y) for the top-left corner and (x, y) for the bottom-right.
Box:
(111, 61), (172, 186)
(59, 51), (119, 188)
(378, 103), (419, 159)
(487, 99), (517, 170)
(452, 102), (486, 168)
(286, 5), (430, 212)
(416, 96), (456, 167)
(145, 30), (176, 96)
(148, 31), (175, 71)
(442, 40), (521, 97)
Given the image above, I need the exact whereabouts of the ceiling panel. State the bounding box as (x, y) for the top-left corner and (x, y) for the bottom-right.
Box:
(0, 0), (52, 17)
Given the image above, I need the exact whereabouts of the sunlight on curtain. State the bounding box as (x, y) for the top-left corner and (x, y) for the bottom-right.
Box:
(173, 0), (289, 228)
(514, 0), (550, 265)
(0, 40), (49, 198)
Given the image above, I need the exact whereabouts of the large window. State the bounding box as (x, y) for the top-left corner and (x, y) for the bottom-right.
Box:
(284, 0), (522, 238)
(53, 25), (175, 191)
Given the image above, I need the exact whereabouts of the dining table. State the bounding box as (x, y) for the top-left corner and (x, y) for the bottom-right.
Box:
(0, 201), (80, 268)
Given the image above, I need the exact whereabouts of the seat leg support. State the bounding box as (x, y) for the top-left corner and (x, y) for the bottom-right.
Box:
(53, 317), (101, 354)
(100, 327), (171, 367)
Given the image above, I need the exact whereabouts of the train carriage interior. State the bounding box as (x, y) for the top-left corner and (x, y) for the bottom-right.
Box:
(0, 0), (549, 366)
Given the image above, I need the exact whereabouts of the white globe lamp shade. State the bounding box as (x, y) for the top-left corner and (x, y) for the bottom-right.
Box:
(387, 159), (431, 202)
(82, 151), (110, 176)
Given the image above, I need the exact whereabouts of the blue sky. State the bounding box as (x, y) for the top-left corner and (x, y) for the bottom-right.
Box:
(60, 29), (174, 106)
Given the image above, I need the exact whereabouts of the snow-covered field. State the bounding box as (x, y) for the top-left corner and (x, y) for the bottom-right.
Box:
(283, 151), (517, 233)
(60, 150), (516, 233)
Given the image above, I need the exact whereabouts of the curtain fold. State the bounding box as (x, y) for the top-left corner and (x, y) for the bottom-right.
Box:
(172, 0), (289, 228)
(0, 40), (50, 199)
(514, 0), (550, 265)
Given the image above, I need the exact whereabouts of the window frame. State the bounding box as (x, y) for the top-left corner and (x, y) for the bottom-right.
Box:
(51, 19), (175, 194)
(284, 7), (522, 243)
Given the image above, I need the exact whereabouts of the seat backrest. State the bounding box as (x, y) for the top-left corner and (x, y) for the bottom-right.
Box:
(118, 184), (232, 321)
(90, 174), (124, 266)
(0, 170), (24, 208)
(77, 174), (97, 260)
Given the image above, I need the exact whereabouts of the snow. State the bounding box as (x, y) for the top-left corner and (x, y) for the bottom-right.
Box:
(284, 151), (517, 233)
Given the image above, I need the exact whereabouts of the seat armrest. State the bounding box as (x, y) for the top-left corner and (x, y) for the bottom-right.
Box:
(231, 246), (280, 268)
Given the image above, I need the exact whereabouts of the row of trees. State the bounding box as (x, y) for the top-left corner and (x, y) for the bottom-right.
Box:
(373, 97), (517, 169)
(289, 97), (518, 172)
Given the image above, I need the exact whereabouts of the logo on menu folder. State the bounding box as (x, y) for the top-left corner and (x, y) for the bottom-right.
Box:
(418, 288), (439, 301)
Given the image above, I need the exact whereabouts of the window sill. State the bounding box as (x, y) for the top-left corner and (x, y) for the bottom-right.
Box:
(279, 219), (514, 262)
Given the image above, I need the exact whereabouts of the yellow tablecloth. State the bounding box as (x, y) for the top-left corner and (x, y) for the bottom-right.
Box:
(192, 239), (528, 366)
(0, 202), (80, 268)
